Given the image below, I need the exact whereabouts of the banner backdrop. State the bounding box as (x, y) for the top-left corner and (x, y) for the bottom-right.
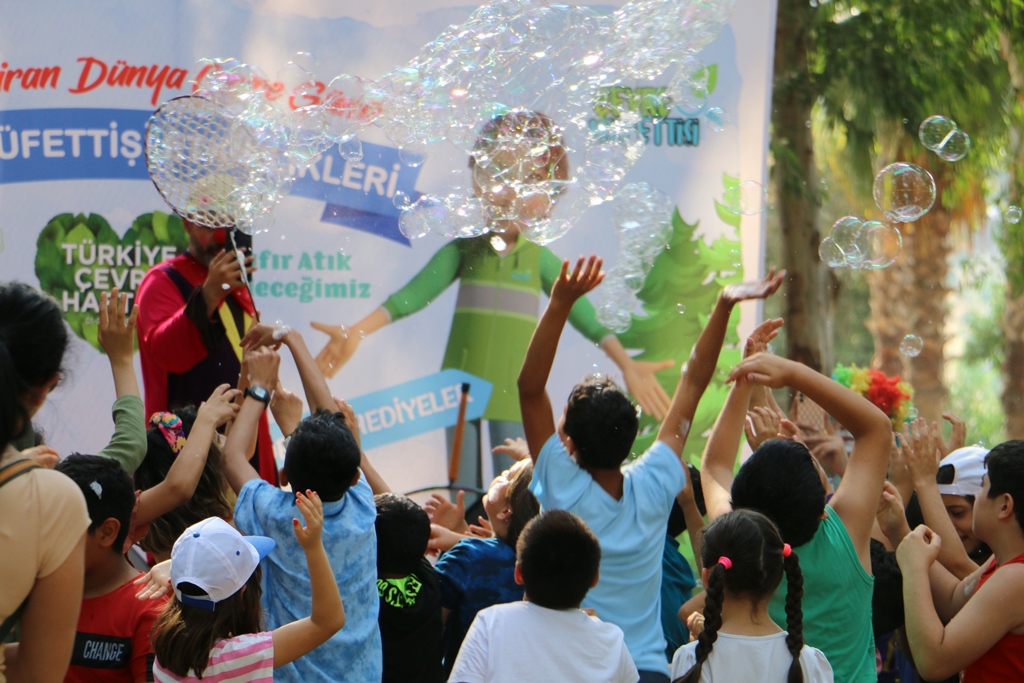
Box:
(0, 0), (777, 496)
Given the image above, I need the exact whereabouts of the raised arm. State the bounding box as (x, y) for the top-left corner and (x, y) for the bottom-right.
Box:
(901, 418), (979, 579)
(334, 397), (391, 495)
(728, 353), (892, 570)
(271, 490), (345, 667)
(136, 385), (240, 524)
(898, 526), (1024, 680)
(95, 289), (147, 473)
(656, 272), (783, 458)
(700, 378), (755, 520)
(242, 323), (336, 413)
(518, 256), (605, 461)
(222, 347), (280, 493)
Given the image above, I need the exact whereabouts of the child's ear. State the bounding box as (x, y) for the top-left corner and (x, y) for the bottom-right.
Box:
(279, 468), (289, 487)
(351, 470), (361, 487)
(96, 518), (122, 549)
(514, 563), (525, 586)
(998, 493), (1016, 521)
(590, 569), (600, 589)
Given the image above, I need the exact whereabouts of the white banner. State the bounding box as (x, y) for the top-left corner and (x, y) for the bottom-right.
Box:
(0, 0), (777, 495)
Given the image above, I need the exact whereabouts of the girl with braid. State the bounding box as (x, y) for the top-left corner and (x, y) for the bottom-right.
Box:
(670, 509), (833, 683)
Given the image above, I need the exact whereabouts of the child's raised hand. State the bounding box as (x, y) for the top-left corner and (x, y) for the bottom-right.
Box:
(22, 445), (59, 469)
(939, 412), (967, 457)
(550, 255), (604, 308)
(198, 384), (242, 428)
(721, 268), (786, 305)
(744, 406), (784, 450)
(244, 346), (281, 389)
(241, 321), (291, 352)
(743, 318), (784, 358)
(726, 352), (793, 388)
(896, 524), (942, 571)
(292, 489), (324, 549)
(901, 418), (942, 483)
(424, 491), (468, 532)
(333, 397), (362, 451)
(876, 481), (909, 543)
(97, 288), (139, 362)
(492, 437), (531, 462)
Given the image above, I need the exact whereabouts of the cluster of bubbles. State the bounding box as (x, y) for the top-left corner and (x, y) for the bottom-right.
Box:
(594, 183), (674, 333)
(1006, 206), (1023, 225)
(918, 115), (970, 163)
(818, 216), (902, 270)
(149, 0), (736, 238)
(900, 333), (923, 358)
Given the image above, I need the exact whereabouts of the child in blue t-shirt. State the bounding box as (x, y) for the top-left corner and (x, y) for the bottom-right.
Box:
(434, 457), (540, 674)
(517, 255), (783, 681)
(221, 324), (392, 683)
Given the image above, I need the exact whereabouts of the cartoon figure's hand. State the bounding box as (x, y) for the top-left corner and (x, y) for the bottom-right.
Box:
(311, 321), (360, 378)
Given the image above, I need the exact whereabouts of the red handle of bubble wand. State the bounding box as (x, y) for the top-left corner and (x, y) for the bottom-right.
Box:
(448, 383), (471, 486)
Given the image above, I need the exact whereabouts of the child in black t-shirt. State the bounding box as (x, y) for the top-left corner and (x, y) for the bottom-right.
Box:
(375, 493), (443, 683)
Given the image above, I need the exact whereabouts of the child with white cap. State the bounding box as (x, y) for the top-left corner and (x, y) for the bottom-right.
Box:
(899, 417), (991, 579)
(151, 490), (344, 683)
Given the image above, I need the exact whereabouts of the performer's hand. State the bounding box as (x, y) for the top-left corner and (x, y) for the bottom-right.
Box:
(202, 249), (256, 314)
(620, 357), (674, 421)
(97, 288), (139, 364)
(549, 255), (604, 310)
(311, 322), (360, 378)
(244, 347), (281, 389)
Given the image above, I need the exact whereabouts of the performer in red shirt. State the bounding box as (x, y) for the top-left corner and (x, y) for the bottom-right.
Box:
(135, 218), (276, 483)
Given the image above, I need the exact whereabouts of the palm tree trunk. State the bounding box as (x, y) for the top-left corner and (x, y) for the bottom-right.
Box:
(772, 0), (824, 371)
(999, 29), (1024, 439)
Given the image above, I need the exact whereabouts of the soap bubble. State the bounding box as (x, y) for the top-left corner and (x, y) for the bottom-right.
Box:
(399, 195), (449, 240)
(392, 191), (412, 210)
(722, 181), (767, 215)
(918, 116), (956, 151)
(1005, 206), (1023, 224)
(829, 216), (864, 263)
(676, 302), (686, 314)
(819, 237), (846, 268)
(907, 406), (919, 420)
(899, 334), (924, 357)
(873, 163), (936, 223)
(936, 128), (970, 162)
(705, 106), (726, 132)
(862, 222), (902, 269)
(339, 137), (363, 163)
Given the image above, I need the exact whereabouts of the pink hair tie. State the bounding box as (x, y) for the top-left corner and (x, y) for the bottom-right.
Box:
(717, 556), (733, 570)
(782, 543), (793, 558)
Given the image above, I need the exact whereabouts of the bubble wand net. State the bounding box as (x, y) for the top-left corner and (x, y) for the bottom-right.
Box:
(145, 95), (260, 317)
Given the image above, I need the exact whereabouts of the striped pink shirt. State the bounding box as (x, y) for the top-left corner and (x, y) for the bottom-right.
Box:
(154, 632), (274, 683)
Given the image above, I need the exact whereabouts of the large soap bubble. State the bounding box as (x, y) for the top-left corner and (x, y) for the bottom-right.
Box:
(918, 115), (970, 163)
(821, 215), (901, 269)
(873, 163), (936, 223)
(900, 334), (924, 358)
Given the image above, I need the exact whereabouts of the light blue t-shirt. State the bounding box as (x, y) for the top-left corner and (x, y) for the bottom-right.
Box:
(234, 475), (382, 683)
(530, 435), (686, 674)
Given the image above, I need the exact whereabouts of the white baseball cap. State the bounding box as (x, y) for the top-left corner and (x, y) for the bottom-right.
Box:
(170, 517), (275, 611)
(936, 445), (990, 498)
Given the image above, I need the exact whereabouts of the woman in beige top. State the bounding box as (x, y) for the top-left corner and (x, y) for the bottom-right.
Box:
(0, 282), (89, 683)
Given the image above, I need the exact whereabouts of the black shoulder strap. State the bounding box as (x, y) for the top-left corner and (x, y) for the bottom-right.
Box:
(159, 262), (197, 301)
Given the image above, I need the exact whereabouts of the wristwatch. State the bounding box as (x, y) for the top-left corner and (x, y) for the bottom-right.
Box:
(244, 385), (272, 406)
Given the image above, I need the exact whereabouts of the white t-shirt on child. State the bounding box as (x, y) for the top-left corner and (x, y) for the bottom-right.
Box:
(670, 632), (834, 683)
(448, 601), (638, 683)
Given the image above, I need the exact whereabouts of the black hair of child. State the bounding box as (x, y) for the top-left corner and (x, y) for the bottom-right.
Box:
(0, 282), (68, 449)
(667, 465), (706, 537)
(56, 453), (136, 553)
(672, 509), (806, 683)
(516, 509), (600, 611)
(375, 492), (431, 576)
(285, 409), (361, 503)
(731, 438), (826, 547)
(563, 377), (639, 470)
(986, 440), (1024, 531)
(135, 405), (233, 556)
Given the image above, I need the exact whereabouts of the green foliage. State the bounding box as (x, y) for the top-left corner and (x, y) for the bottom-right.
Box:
(948, 357), (1006, 447)
(34, 211), (188, 353)
(619, 173), (743, 464)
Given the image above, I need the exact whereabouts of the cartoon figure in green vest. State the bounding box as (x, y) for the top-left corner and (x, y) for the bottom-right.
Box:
(313, 110), (672, 496)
